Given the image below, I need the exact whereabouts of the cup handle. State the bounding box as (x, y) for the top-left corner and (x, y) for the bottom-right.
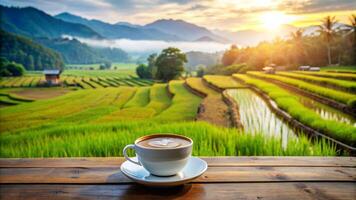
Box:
(123, 144), (141, 166)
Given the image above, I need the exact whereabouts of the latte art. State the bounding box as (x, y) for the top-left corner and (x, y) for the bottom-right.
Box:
(137, 136), (191, 149)
(149, 138), (180, 148)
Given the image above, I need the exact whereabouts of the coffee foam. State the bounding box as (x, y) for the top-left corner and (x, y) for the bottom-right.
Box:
(137, 136), (191, 149)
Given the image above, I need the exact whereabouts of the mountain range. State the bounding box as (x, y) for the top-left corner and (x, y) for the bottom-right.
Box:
(1, 5), (338, 47)
(0, 6), (101, 39)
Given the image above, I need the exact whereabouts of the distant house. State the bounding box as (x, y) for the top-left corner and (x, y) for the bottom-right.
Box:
(309, 67), (320, 71)
(43, 69), (61, 85)
(262, 66), (275, 74)
(299, 66), (310, 71)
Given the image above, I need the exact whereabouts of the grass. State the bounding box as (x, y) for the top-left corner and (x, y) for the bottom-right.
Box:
(321, 66), (356, 73)
(248, 71), (356, 108)
(145, 84), (171, 114)
(123, 87), (150, 108)
(154, 80), (202, 121)
(277, 72), (356, 93)
(295, 71), (356, 81)
(203, 75), (243, 89)
(234, 74), (356, 146)
(0, 121), (337, 157)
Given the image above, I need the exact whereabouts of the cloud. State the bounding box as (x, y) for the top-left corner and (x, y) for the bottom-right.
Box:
(0, 0), (354, 31)
(64, 36), (229, 53)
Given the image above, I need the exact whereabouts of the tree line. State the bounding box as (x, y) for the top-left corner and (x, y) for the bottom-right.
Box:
(212, 15), (356, 74)
(0, 30), (65, 71)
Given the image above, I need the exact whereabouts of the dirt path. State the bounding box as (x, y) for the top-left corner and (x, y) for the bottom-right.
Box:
(12, 88), (72, 100)
(185, 78), (231, 127)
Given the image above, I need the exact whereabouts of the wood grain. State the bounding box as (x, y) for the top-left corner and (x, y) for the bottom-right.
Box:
(1, 182), (355, 200)
(1, 157), (355, 168)
(1, 157), (355, 199)
(1, 166), (355, 184)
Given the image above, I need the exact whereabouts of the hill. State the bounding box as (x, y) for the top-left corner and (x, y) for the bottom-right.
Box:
(0, 30), (64, 70)
(145, 19), (229, 43)
(0, 6), (101, 39)
(35, 37), (129, 64)
(55, 12), (181, 41)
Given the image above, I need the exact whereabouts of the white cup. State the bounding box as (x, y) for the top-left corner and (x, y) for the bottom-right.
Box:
(123, 134), (193, 176)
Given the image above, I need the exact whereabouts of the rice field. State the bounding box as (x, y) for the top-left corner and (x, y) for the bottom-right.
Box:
(233, 74), (356, 146)
(3, 68), (356, 157)
(277, 72), (356, 93)
(247, 71), (356, 107)
(0, 74), (153, 89)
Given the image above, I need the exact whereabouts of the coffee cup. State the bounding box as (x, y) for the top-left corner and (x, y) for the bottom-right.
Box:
(123, 134), (193, 176)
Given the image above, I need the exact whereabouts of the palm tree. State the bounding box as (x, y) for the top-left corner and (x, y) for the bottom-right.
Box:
(290, 29), (305, 65)
(318, 16), (337, 65)
(349, 14), (356, 65)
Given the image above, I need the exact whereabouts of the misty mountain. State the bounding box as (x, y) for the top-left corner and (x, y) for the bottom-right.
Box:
(0, 30), (64, 70)
(213, 24), (298, 46)
(0, 6), (101, 39)
(115, 22), (142, 28)
(145, 19), (229, 43)
(35, 37), (129, 64)
(185, 51), (222, 70)
(55, 12), (181, 41)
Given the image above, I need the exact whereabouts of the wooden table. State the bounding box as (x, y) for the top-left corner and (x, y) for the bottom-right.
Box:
(0, 157), (355, 199)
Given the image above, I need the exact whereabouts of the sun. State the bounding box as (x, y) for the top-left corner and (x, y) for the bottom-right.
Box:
(261, 12), (295, 30)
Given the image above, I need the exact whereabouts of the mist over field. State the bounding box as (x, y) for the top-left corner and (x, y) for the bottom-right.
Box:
(64, 36), (229, 53)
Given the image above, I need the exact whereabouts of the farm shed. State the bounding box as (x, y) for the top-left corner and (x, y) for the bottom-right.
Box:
(262, 66), (275, 74)
(43, 69), (61, 85)
(299, 66), (310, 71)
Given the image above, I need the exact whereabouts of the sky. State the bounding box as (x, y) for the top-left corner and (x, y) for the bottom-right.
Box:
(1, 0), (355, 31)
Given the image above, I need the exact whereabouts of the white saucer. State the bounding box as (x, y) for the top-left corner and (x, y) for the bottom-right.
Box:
(120, 156), (207, 187)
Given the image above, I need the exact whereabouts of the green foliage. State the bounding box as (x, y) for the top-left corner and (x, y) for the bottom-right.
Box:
(196, 65), (206, 77)
(155, 47), (187, 82)
(136, 64), (152, 79)
(233, 74), (356, 146)
(0, 30), (64, 70)
(0, 60), (26, 77)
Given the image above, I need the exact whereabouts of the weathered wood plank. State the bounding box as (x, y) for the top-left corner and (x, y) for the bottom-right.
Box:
(1, 183), (355, 200)
(1, 166), (355, 184)
(1, 157), (355, 168)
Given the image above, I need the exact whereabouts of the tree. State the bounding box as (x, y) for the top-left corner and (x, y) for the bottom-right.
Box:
(222, 45), (239, 66)
(196, 65), (206, 77)
(147, 53), (157, 78)
(26, 55), (34, 71)
(0, 61), (25, 77)
(155, 47), (187, 82)
(136, 64), (151, 79)
(318, 16), (337, 65)
(349, 14), (356, 65)
(290, 29), (306, 66)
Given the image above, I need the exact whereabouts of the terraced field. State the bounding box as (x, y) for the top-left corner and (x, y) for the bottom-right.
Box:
(0, 77), (337, 157)
(0, 75), (153, 89)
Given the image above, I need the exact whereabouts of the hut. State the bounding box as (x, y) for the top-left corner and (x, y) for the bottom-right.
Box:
(262, 66), (275, 74)
(299, 66), (310, 71)
(43, 69), (61, 85)
(309, 67), (320, 71)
